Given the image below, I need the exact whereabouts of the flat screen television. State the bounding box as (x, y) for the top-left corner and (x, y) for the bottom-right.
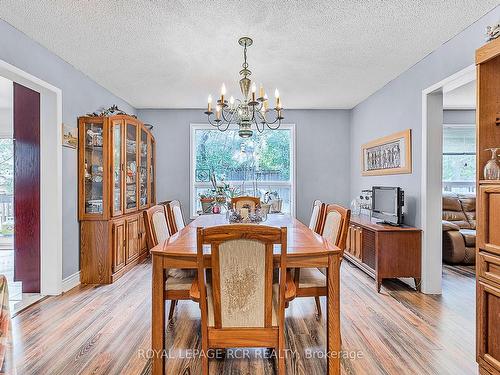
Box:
(371, 186), (404, 226)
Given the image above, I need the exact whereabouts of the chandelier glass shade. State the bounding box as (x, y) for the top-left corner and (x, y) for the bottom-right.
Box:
(204, 37), (284, 138)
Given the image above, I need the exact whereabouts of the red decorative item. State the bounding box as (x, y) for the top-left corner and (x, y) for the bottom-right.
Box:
(212, 205), (220, 214)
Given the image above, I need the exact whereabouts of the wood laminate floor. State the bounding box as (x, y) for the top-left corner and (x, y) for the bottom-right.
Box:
(12, 260), (476, 375)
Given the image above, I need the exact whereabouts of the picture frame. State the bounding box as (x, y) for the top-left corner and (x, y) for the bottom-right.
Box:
(62, 123), (78, 149)
(361, 129), (412, 176)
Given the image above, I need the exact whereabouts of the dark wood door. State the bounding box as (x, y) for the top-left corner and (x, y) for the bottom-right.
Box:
(13, 83), (40, 293)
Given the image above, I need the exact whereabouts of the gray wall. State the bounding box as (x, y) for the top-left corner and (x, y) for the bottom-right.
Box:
(443, 109), (476, 124)
(137, 109), (351, 224)
(350, 6), (499, 227)
(0, 19), (135, 278)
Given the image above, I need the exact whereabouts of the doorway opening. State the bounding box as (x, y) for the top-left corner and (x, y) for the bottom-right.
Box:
(0, 58), (63, 315)
(421, 64), (476, 294)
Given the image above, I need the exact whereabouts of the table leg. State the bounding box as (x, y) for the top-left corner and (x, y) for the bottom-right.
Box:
(327, 253), (341, 375)
(152, 254), (165, 375)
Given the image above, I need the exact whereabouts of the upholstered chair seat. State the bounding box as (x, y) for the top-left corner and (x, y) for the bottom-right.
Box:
(166, 273), (196, 291)
(295, 268), (326, 288)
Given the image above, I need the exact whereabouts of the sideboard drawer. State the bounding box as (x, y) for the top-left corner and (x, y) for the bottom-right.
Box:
(479, 251), (500, 287)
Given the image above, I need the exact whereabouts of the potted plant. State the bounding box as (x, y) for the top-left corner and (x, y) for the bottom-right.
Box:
(199, 193), (215, 214)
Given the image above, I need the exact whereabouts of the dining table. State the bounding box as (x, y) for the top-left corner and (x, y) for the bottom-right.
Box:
(150, 213), (342, 375)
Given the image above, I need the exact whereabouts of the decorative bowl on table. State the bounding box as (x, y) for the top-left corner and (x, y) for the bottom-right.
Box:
(227, 208), (267, 223)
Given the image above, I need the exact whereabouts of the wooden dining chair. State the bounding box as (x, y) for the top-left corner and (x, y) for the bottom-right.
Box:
(231, 196), (261, 210)
(192, 225), (291, 374)
(164, 199), (186, 235)
(143, 205), (195, 320)
(293, 203), (351, 316)
(308, 200), (325, 234)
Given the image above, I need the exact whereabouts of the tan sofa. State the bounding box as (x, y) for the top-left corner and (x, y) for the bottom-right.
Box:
(442, 193), (476, 264)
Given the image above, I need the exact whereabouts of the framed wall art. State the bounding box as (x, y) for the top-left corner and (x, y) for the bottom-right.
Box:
(361, 129), (412, 176)
(62, 123), (78, 149)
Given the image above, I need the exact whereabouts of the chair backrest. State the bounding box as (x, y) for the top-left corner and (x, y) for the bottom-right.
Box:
(165, 200), (185, 235)
(231, 196), (261, 211)
(196, 225), (287, 329)
(143, 205), (170, 249)
(319, 204), (351, 252)
(309, 200), (325, 234)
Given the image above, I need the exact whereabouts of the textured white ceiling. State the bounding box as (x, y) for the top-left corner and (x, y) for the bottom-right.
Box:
(443, 80), (476, 109)
(0, 1), (497, 109)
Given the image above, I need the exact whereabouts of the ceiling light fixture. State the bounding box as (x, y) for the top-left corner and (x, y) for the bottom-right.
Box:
(204, 37), (284, 138)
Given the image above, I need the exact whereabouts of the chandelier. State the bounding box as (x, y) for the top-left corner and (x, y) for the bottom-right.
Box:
(204, 37), (284, 138)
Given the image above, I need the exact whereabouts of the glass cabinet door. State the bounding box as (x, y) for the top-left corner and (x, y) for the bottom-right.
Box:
(125, 122), (138, 212)
(81, 120), (107, 218)
(149, 136), (156, 205)
(111, 120), (124, 216)
(139, 127), (148, 208)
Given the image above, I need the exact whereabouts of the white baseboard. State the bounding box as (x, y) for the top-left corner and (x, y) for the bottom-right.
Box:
(62, 271), (81, 293)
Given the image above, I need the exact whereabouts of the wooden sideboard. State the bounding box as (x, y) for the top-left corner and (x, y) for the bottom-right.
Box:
(476, 38), (500, 375)
(344, 215), (422, 292)
(78, 115), (156, 284)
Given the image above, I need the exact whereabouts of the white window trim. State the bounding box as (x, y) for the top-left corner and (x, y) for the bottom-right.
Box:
(189, 123), (296, 219)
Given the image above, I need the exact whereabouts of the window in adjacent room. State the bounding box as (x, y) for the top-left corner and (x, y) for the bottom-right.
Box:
(442, 125), (476, 193)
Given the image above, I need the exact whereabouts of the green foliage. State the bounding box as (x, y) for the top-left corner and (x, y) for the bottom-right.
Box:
(195, 129), (291, 182)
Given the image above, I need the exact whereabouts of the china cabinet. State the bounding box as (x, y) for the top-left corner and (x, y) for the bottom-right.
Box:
(78, 115), (156, 284)
(475, 37), (500, 375)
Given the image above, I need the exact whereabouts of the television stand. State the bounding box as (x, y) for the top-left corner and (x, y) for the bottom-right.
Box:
(344, 215), (422, 292)
(376, 221), (401, 227)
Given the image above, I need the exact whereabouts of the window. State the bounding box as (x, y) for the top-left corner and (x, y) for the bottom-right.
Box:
(190, 124), (295, 217)
(442, 125), (476, 193)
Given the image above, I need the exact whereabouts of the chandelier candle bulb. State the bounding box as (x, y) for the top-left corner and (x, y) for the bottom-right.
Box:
(251, 82), (257, 102)
(207, 95), (212, 112)
(220, 83), (226, 105)
(259, 84), (265, 99)
(216, 105), (221, 120)
(275, 89), (280, 108)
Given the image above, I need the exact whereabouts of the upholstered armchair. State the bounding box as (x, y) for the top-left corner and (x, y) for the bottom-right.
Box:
(442, 193), (476, 265)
